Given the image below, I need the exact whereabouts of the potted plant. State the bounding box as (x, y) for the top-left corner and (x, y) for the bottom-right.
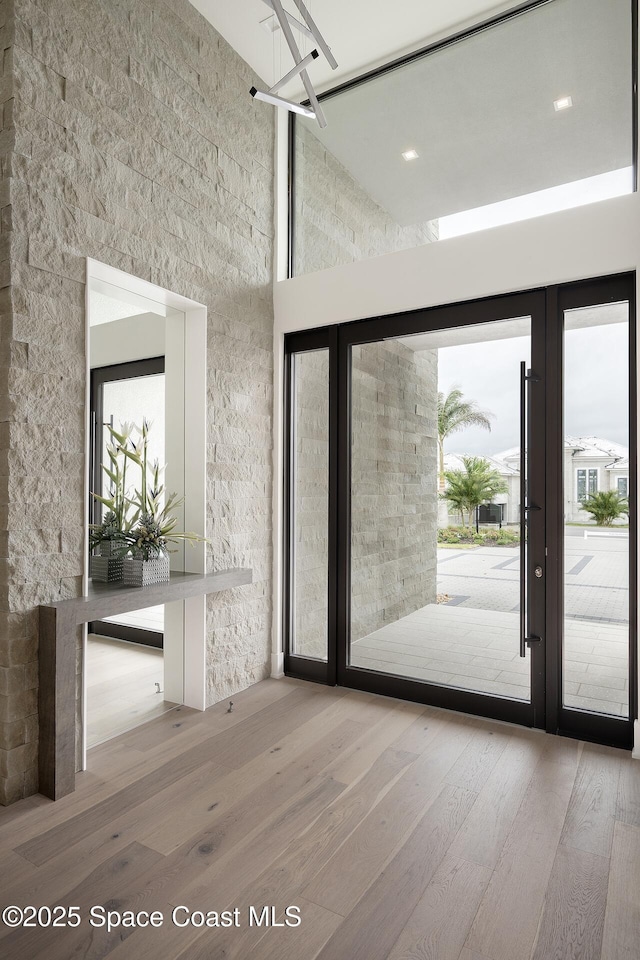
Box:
(117, 419), (206, 586)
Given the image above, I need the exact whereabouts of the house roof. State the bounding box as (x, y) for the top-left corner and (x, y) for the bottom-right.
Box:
(564, 436), (628, 461)
(492, 446), (520, 465)
(443, 452), (520, 477)
(493, 437), (628, 471)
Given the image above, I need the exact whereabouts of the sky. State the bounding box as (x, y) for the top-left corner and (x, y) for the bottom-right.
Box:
(438, 321), (628, 457)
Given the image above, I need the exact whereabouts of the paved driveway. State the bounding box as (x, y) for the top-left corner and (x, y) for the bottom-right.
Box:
(437, 532), (629, 623)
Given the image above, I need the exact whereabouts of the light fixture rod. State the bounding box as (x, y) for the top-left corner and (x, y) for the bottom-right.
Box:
(269, 49), (319, 94)
(261, 0), (315, 43)
(250, 86), (316, 119)
(270, 0), (327, 128)
(289, 0), (338, 70)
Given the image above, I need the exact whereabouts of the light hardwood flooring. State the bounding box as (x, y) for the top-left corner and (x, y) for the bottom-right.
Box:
(86, 635), (178, 748)
(1, 678), (639, 960)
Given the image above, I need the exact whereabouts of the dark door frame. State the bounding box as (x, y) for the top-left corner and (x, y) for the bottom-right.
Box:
(283, 327), (339, 684)
(545, 273), (636, 749)
(283, 272), (636, 749)
(334, 290), (546, 730)
(89, 356), (165, 648)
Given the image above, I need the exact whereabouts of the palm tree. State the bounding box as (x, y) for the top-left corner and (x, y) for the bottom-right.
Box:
(438, 386), (494, 489)
(580, 490), (628, 526)
(442, 456), (508, 527)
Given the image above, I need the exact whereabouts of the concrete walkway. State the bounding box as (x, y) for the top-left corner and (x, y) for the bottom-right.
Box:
(351, 535), (629, 717)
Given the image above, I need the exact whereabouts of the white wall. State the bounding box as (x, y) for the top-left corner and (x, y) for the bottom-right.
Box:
(274, 193), (640, 332)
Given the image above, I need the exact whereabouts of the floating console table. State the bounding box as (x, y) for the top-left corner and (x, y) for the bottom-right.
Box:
(38, 568), (252, 801)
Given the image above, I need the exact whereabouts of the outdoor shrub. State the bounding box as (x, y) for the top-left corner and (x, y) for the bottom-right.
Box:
(580, 490), (628, 526)
(438, 526), (520, 546)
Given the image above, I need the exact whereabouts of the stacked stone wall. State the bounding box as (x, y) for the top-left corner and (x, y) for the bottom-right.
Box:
(0, 0), (275, 804)
(351, 342), (438, 641)
(292, 349), (329, 659)
(292, 340), (438, 658)
(294, 122), (438, 275)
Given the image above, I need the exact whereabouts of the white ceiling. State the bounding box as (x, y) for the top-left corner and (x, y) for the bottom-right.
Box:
(397, 316), (530, 351)
(300, 0), (632, 224)
(189, 0), (520, 93)
(397, 302), (627, 352)
(191, 1), (633, 229)
(88, 284), (180, 326)
(89, 291), (150, 327)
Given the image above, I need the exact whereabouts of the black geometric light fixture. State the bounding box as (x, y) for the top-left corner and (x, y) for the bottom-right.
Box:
(250, 0), (337, 128)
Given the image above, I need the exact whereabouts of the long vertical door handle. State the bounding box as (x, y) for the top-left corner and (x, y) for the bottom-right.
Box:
(519, 362), (527, 657)
(90, 410), (97, 526)
(520, 363), (542, 657)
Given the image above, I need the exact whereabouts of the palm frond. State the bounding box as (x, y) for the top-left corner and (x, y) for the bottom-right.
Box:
(438, 386), (494, 445)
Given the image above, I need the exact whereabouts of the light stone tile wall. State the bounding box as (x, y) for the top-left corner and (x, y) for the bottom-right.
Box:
(294, 122), (438, 276)
(351, 342), (438, 642)
(292, 339), (438, 658)
(0, 0), (275, 805)
(292, 348), (329, 659)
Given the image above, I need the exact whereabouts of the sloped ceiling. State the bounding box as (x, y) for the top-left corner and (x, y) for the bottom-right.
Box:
(189, 0), (519, 93)
(189, 0), (633, 226)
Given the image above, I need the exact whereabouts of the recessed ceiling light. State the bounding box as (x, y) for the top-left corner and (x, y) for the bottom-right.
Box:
(553, 95), (573, 112)
(402, 149), (419, 161)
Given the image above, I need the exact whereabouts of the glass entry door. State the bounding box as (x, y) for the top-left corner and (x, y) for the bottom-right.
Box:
(337, 294), (547, 728)
(284, 275), (635, 748)
(346, 316), (539, 717)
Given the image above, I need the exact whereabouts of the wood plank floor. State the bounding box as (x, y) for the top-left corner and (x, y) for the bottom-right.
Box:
(0, 678), (638, 960)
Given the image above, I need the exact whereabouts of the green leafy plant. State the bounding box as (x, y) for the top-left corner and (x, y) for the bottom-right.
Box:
(117, 418), (206, 560)
(89, 422), (135, 552)
(441, 456), (508, 526)
(483, 527), (521, 545)
(437, 525), (520, 546)
(580, 490), (629, 527)
(437, 387), (494, 490)
(90, 419), (207, 560)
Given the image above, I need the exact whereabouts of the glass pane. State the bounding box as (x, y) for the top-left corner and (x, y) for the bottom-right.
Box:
(101, 375), (165, 501)
(563, 302), (629, 717)
(101, 373), (166, 634)
(349, 317), (531, 702)
(577, 470), (587, 501)
(293, 0), (633, 276)
(291, 349), (330, 660)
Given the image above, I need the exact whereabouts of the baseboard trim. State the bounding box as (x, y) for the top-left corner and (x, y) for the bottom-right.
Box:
(271, 651), (285, 678)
